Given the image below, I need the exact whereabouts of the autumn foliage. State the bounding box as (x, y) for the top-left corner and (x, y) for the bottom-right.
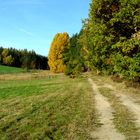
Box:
(48, 33), (70, 73)
(48, 0), (140, 82)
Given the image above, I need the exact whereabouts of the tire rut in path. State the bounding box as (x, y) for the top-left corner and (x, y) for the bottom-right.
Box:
(103, 83), (140, 126)
(88, 78), (125, 140)
(119, 94), (140, 125)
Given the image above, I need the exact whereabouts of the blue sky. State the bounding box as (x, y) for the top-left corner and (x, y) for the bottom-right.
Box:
(0, 0), (91, 56)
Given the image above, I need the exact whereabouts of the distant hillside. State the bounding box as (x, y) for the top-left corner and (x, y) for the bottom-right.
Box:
(0, 47), (49, 70)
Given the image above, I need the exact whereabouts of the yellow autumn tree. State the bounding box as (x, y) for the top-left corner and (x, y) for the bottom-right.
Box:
(48, 32), (70, 73)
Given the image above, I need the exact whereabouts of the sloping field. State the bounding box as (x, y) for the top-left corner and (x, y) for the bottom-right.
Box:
(0, 65), (25, 74)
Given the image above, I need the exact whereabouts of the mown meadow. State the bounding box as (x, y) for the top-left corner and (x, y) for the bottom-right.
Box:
(0, 69), (98, 140)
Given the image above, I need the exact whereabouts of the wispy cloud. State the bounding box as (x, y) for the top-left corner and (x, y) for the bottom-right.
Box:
(17, 27), (34, 36)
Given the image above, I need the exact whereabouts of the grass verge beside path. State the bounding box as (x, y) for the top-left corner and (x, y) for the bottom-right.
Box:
(99, 87), (140, 140)
(0, 74), (98, 140)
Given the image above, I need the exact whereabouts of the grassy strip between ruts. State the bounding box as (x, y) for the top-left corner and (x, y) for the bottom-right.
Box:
(99, 87), (140, 140)
(0, 75), (98, 140)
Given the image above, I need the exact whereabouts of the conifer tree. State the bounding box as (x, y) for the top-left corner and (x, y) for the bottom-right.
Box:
(63, 33), (85, 76)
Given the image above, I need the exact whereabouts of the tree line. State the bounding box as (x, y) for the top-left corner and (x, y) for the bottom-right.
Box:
(48, 0), (140, 82)
(0, 47), (49, 70)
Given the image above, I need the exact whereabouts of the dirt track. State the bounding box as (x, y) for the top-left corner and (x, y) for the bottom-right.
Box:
(88, 78), (125, 140)
(88, 78), (140, 140)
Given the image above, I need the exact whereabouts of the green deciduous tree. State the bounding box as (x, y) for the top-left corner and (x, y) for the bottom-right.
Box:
(81, 0), (140, 80)
(3, 55), (14, 66)
(2, 48), (14, 65)
(112, 35), (140, 81)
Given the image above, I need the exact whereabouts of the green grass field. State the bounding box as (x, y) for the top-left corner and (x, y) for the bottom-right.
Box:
(0, 65), (25, 74)
(0, 72), (97, 140)
(1, 66), (139, 139)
